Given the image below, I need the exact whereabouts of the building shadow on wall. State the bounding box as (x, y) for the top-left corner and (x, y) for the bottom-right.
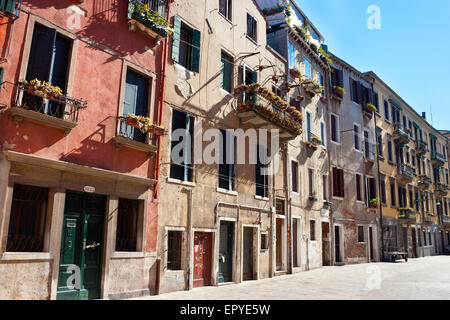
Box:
(28, 0), (156, 56)
(60, 117), (147, 172)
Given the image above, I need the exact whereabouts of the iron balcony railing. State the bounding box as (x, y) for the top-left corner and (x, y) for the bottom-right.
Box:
(14, 81), (87, 123)
(415, 139), (428, 155)
(393, 123), (410, 144)
(398, 209), (416, 223)
(398, 163), (416, 181)
(423, 214), (433, 223)
(117, 116), (158, 146)
(431, 151), (446, 165)
(435, 183), (448, 196)
(128, 0), (169, 37)
(418, 175), (432, 189)
(443, 215), (450, 225)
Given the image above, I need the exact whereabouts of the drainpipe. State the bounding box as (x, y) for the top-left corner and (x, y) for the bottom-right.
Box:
(370, 81), (385, 262)
(284, 142), (293, 274)
(183, 187), (193, 291)
(153, 0), (172, 199)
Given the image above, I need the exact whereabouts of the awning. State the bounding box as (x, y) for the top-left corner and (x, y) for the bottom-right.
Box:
(429, 133), (438, 140)
(395, 140), (406, 149)
(389, 99), (402, 110)
(413, 122), (420, 129)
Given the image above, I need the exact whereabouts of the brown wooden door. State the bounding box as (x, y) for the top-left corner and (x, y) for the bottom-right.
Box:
(293, 219), (298, 267)
(243, 227), (254, 281)
(369, 227), (374, 261)
(411, 229), (418, 258)
(193, 232), (212, 288)
(334, 226), (341, 263)
(276, 219), (283, 270)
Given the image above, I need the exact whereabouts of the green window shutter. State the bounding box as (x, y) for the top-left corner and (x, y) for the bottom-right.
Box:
(0, 68), (4, 91)
(190, 29), (201, 73)
(171, 16), (181, 63)
(4, 0), (15, 15)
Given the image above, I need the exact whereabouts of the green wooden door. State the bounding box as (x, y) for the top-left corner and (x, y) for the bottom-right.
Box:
(56, 192), (105, 300)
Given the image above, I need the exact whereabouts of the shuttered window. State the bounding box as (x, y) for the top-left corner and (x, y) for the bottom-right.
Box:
(0, 0), (16, 15)
(291, 161), (298, 193)
(219, 0), (232, 21)
(172, 17), (200, 72)
(384, 99), (390, 121)
(330, 114), (338, 143)
(356, 174), (362, 201)
(221, 51), (233, 93)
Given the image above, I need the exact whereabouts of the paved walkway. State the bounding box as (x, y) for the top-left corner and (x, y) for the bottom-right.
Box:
(131, 256), (450, 300)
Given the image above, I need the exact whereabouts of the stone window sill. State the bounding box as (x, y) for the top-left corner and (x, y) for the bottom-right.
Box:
(0, 252), (52, 261)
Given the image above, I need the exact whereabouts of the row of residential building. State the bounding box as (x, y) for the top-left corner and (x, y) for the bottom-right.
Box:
(0, 0), (448, 300)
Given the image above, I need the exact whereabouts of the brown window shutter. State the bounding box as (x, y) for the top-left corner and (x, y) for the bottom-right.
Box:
(339, 169), (345, 197)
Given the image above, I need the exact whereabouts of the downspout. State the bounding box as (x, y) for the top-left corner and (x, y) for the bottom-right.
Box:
(325, 71), (333, 267)
(370, 81), (385, 262)
(183, 187), (193, 291)
(153, 0), (172, 199)
(284, 142), (293, 274)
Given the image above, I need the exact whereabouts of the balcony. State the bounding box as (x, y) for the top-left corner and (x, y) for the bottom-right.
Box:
(393, 123), (410, 145)
(435, 183), (448, 197)
(235, 84), (302, 141)
(398, 209), (417, 224)
(364, 141), (376, 163)
(0, 0), (20, 19)
(362, 103), (376, 119)
(127, 0), (169, 45)
(415, 140), (428, 156)
(397, 163), (416, 183)
(417, 175), (432, 190)
(306, 132), (322, 150)
(431, 151), (446, 167)
(443, 215), (450, 225)
(423, 214), (433, 224)
(301, 79), (322, 96)
(113, 116), (164, 156)
(10, 80), (87, 134)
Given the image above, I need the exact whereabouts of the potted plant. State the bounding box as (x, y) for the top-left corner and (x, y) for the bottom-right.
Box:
(366, 103), (377, 112)
(333, 86), (345, 96)
(309, 190), (318, 201)
(369, 198), (379, 208)
(323, 200), (332, 207)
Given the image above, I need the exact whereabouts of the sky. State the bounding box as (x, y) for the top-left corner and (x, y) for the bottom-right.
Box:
(294, 0), (450, 131)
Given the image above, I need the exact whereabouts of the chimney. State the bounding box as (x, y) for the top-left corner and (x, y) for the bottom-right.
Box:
(422, 112), (426, 120)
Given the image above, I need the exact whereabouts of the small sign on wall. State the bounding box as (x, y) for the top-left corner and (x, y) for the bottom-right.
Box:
(83, 186), (96, 193)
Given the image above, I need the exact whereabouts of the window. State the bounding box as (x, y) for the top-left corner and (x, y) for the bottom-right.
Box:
(288, 41), (296, 69)
(330, 113), (339, 143)
(366, 177), (377, 206)
(221, 51), (233, 93)
(306, 111), (312, 141)
(384, 99), (390, 121)
(24, 23), (72, 118)
(323, 175), (328, 200)
(7, 184), (49, 252)
(116, 199), (139, 252)
(320, 122), (325, 146)
(373, 91), (379, 113)
(333, 167), (345, 198)
(261, 233), (269, 250)
(219, 129), (235, 191)
(304, 58), (311, 78)
(387, 134), (393, 162)
(376, 128), (383, 158)
(358, 226), (364, 243)
(167, 231), (183, 270)
(238, 64), (257, 103)
(170, 109), (194, 182)
(319, 72), (325, 96)
(291, 161), (298, 193)
(172, 17), (200, 72)
(380, 175), (387, 205)
(219, 0), (232, 21)
(354, 124), (361, 151)
(120, 69), (150, 143)
(255, 144), (268, 197)
(350, 78), (358, 103)
(310, 220), (316, 241)
(246, 13), (257, 42)
(392, 105), (400, 124)
(308, 168), (314, 197)
(398, 184), (407, 208)
(390, 179), (396, 207)
(356, 174), (362, 201)
(276, 199), (285, 215)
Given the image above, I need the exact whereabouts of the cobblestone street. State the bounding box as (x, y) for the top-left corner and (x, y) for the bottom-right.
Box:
(132, 256), (450, 300)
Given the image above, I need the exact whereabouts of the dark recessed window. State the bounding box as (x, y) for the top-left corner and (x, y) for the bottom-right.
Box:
(219, 0), (232, 21)
(358, 226), (364, 243)
(167, 231), (183, 270)
(7, 184), (49, 252)
(116, 199), (139, 252)
(246, 13), (257, 42)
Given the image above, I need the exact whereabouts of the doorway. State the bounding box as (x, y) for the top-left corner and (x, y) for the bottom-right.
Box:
(193, 232), (212, 288)
(411, 228), (418, 258)
(242, 227), (255, 281)
(334, 225), (342, 263)
(276, 218), (284, 271)
(402, 227), (408, 254)
(218, 221), (234, 283)
(56, 191), (106, 300)
(293, 219), (300, 268)
(369, 227), (375, 261)
(322, 222), (331, 266)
